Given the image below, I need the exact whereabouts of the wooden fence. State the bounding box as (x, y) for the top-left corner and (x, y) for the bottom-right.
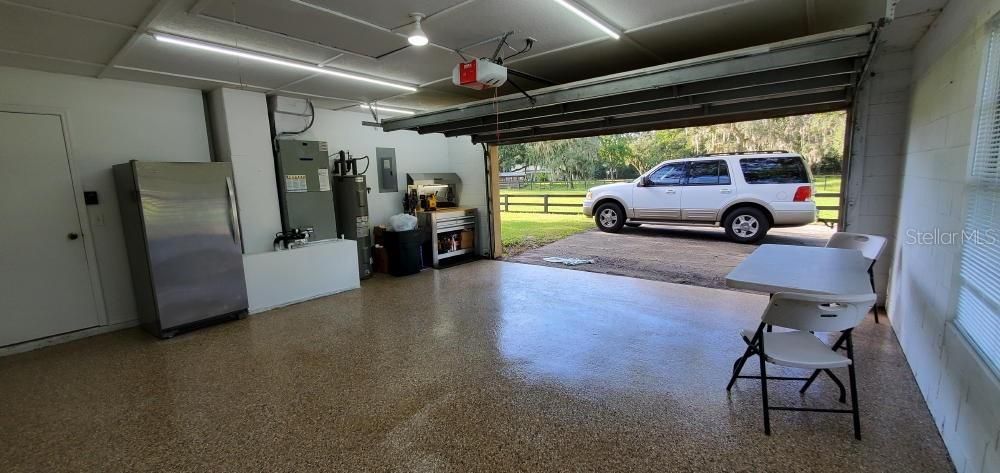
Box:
(501, 191), (842, 226)
(501, 194), (587, 215)
(815, 192), (840, 227)
(499, 179), (627, 189)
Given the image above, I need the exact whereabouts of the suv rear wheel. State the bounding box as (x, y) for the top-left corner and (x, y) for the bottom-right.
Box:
(723, 207), (770, 243)
(595, 202), (626, 233)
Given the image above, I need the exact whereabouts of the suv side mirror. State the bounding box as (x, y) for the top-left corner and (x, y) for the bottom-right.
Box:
(639, 176), (652, 187)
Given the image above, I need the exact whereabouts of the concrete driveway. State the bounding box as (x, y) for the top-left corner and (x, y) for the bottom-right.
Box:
(506, 224), (835, 291)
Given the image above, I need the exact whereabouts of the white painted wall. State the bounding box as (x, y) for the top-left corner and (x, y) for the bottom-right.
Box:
(208, 89), (361, 310)
(243, 240), (359, 313)
(446, 136), (491, 253)
(891, 0), (1000, 471)
(0, 66), (212, 326)
(208, 88), (282, 255)
(277, 105), (489, 253)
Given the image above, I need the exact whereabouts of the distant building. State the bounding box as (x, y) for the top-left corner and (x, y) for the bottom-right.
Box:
(500, 165), (550, 188)
(499, 170), (527, 188)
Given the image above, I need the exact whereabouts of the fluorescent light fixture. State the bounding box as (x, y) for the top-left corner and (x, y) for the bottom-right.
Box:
(152, 33), (418, 92)
(552, 0), (620, 40)
(407, 13), (429, 46)
(359, 104), (416, 115)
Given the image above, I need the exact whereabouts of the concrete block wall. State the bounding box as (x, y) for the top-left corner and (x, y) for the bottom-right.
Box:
(890, 0), (1000, 471)
(844, 49), (914, 302)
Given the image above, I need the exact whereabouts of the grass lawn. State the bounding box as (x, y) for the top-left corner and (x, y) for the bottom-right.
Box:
(811, 174), (842, 221)
(812, 174), (842, 193)
(500, 212), (594, 256)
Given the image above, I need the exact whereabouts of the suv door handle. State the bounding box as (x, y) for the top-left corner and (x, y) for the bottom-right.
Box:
(720, 188), (732, 194)
(665, 189), (677, 194)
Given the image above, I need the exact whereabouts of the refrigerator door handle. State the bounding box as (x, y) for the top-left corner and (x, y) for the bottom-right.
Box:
(225, 177), (242, 250)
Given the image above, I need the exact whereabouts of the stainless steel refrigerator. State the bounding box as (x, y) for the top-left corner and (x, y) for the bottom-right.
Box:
(113, 161), (249, 339)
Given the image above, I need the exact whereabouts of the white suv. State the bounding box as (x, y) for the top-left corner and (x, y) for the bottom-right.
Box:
(582, 151), (817, 243)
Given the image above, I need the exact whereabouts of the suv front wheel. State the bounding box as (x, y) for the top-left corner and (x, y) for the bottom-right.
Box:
(723, 207), (770, 243)
(594, 202), (626, 233)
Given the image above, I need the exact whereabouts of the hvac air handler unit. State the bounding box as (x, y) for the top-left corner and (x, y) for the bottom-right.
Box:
(274, 139), (337, 243)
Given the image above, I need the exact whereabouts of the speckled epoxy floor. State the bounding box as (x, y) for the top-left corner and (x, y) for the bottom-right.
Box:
(0, 260), (953, 472)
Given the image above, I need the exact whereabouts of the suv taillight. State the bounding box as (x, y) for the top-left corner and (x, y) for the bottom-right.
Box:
(793, 186), (812, 202)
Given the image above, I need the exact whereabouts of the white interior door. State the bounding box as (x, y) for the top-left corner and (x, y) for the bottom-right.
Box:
(0, 111), (100, 346)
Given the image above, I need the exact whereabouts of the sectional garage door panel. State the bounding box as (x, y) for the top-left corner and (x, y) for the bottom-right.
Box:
(382, 26), (872, 145)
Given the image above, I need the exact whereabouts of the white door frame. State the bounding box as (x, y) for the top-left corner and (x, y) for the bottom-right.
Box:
(1, 104), (109, 327)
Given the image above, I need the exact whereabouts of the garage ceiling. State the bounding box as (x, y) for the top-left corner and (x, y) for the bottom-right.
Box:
(0, 0), (944, 115)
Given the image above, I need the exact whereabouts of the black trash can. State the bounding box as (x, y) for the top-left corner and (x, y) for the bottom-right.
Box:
(384, 229), (423, 276)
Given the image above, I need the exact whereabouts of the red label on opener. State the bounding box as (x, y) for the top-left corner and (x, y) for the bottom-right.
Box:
(459, 60), (477, 85)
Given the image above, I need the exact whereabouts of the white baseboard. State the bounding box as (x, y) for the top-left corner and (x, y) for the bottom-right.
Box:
(0, 320), (140, 357)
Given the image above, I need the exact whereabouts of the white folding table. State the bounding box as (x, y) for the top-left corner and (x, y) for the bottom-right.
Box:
(725, 244), (876, 435)
(726, 244), (874, 295)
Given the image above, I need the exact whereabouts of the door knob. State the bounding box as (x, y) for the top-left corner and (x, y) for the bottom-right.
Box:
(68, 233), (79, 240)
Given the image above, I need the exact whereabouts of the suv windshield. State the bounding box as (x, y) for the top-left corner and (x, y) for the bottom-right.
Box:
(739, 156), (810, 184)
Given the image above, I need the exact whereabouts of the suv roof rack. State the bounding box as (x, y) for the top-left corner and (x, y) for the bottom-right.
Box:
(701, 150), (790, 156)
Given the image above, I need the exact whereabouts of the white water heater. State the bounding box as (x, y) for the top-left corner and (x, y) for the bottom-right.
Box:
(452, 59), (507, 90)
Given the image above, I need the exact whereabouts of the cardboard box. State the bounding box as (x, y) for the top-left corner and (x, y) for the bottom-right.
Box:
(460, 229), (474, 250)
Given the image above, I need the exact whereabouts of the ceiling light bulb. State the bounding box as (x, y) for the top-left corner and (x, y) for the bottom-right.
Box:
(407, 13), (429, 46)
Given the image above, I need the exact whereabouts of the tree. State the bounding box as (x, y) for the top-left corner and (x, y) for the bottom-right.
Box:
(499, 143), (532, 172)
(812, 154), (842, 174)
(500, 110), (847, 180)
(598, 134), (635, 178)
(531, 137), (599, 188)
(625, 129), (695, 174)
(683, 112), (846, 167)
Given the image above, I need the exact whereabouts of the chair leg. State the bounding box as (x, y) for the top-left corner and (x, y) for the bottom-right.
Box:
(727, 324), (764, 391)
(846, 331), (862, 440)
(822, 369), (847, 403)
(727, 349), (752, 391)
(800, 332), (848, 395)
(799, 369), (821, 394)
(759, 335), (771, 436)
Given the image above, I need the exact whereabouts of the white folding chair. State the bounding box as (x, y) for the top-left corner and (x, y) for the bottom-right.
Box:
(826, 232), (887, 323)
(726, 292), (877, 440)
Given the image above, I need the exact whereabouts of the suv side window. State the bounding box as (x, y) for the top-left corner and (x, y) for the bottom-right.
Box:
(647, 162), (686, 186)
(720, 161), (732, 185)
(685, 160), (730, 185)
(739, 156), (809, 184)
